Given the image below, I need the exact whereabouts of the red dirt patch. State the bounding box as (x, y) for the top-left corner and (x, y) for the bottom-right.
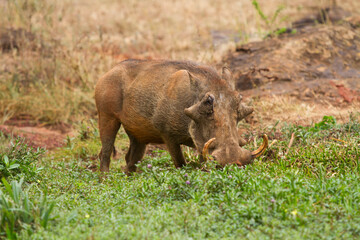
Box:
(330, 81), (360, 103)
(0, 124), (71, 150)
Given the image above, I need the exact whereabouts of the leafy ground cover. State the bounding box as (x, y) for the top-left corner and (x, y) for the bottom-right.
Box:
(1, 114), (359, 239)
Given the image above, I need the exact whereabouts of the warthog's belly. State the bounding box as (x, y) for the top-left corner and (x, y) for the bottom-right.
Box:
(120, 112), (164, 144)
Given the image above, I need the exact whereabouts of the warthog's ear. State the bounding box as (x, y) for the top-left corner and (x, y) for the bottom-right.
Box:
(171, 69), (204, 93)
(170, 69), (203, 93)
(222, 66), (235, 90)
(171, 69), (190, 80)
(186, 71), (205, 93)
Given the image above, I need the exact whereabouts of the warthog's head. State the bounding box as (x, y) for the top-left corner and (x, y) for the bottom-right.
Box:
(184, 67), (268, 166)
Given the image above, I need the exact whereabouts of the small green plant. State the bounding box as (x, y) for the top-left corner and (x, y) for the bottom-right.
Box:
(0, 178), (55, 239)
(0, 138), (44, 182)
(310, 115), (336, 132)
(78, 119), (99, 141)
(283, 115), (337, 141)
(252, 0), (288, 37)
(57, 120), (101, 162)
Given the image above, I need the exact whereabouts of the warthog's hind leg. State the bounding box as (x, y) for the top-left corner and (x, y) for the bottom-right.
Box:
(99, 113), (121, 172)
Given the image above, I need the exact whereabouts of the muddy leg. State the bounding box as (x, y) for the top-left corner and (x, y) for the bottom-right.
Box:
(99, 114), (120, 172)
(165, 140), (186, 168)
(125, 133), (146, 173)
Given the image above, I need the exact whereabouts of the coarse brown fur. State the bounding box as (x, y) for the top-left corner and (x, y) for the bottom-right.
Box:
(95, 59), (254, 172)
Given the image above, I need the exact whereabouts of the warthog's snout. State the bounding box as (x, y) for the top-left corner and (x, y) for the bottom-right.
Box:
(202, 135), (269, 166)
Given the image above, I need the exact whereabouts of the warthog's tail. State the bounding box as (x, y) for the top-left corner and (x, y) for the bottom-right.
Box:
(112, 146), (117, 157)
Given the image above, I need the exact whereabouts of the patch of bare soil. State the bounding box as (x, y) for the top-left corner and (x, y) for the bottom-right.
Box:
(0, 121), (72, 150)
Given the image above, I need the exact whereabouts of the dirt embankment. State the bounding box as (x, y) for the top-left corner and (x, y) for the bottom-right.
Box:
(224, 23), (360, 104)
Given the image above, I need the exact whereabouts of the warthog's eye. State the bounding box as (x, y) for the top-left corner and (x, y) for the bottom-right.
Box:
(202, 94), (214, 116)
(204, 95), (214, 106)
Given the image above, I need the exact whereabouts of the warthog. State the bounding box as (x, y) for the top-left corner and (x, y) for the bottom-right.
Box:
(95, 59), (268, 172)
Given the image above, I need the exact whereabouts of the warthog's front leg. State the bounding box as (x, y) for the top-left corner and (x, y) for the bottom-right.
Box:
(125, 132), (147, 173)
(164, 138), (186, 168)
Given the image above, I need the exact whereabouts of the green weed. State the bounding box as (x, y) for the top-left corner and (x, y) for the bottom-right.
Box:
(0, 178), (55, 239)
(0, 138), (44, 182)
(251, 0), (289, 37)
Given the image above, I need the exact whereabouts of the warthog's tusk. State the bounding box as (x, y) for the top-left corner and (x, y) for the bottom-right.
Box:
(251, 134), (268, 158)
(202, 138), (216, 160)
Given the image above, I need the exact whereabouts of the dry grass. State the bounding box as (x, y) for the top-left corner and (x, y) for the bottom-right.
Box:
(252, 95), (360, 127)
(0, 0), (359, 125)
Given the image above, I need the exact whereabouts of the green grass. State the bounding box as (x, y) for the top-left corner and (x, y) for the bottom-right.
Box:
(1, 115), (360, 239)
